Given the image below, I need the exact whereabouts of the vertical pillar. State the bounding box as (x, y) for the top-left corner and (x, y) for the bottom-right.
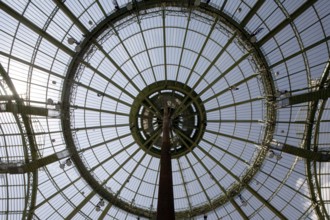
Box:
(157, 106), (175, 220)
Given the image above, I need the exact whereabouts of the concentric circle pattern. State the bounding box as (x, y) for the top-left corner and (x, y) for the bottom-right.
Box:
(66, 4), (273, 216)
(1, 0), (330, 219)
(130, 80), (206, 158)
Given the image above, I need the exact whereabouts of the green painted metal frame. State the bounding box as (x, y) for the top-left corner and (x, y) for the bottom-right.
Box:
(58, 0), (279, 218)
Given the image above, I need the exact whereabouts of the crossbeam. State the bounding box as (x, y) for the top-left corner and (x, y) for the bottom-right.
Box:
(288, 87), (330, 105)
(270, 142), (330, 162)
(0, 150), (70, 174)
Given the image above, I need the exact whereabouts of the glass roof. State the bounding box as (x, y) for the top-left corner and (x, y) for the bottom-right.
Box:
(0, 0), (330, 219)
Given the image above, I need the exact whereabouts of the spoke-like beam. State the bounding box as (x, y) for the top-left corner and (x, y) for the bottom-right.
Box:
(94, 43), (161, 116)
(162, 9), (168, 81)
(200, 52), (251, 96)
(131, 157), (153, 205)
(137, 13), (157, 82)
(230, 198), (249, 220)
(0, 51), (65, 79)
(65, 191), (96, 220)
(177, 159), (193, 211)
(192, 33), (237, 93)
(33, 177), (81, 210)
(258, 0), (317, 45)
(107, 23), (148, 86)
(175, 9), (192, 82)
(205, 97), (264, 112)
(97, 202), (113, 220)
(205, 129), (257, 146)
(83, 142), (134, 170)
(67, 148), (141, 219)
(187, 152), (213, 204)
(77, 133), (132, 154)
(172, 33), (238, 117)
(192, 145), (249, 220)
(116, 152), (148, 196)
(0, 1), (74, 56)
(240, 0), (265, 27)
(73, 123), (129, 131)
(197, 143), (286, 219)
(184, 16), (219, 85)
(269, 35), (330, 69)
(94, 43), (141, 92)
(202, 74), (258, 103)
(208, 119), (259, 123)
(80, 62), (136, 100)
(52, 0), (89, 34)
(201, 138), (250, 165)
(220, 0), (228, 11)
(73, 105), (130, 117)
(245, 185), (286, 219)
(74, 81), (132, 107)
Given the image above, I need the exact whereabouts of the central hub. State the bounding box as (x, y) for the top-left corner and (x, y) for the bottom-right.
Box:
(130, 81), (206, 158)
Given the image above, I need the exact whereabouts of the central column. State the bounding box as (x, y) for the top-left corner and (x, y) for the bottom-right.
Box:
(157, 106), (175, 220)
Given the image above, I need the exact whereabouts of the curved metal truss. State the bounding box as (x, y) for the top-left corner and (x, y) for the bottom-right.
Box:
(0, 0), (329, 219)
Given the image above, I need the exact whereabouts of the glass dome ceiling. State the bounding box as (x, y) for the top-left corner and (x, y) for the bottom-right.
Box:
(0, 0), (330, 219)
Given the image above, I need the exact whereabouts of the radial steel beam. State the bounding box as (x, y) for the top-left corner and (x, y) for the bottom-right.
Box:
(64, 191), (96, 220)
(269, 35), (330, 69)
(199, 52), (250, 95)
(73, 105), (130, 117)
(59, 0), (276, 218)
(106, 23), (149, 86)
(205, 97), (264, 112)
(184, 16), (219, 86)
(162, 9), (168, 81)
(157, 106), (175, 220)
(177, 159), (193, 211)
(240, 0), (265, 27)
(72, 123), (129, 131)
(52, 0), (89, 34)
(32, 177), (81, 210)
(74, 81), (132, 107)
(94, 43), (141, 92)
(245, 185), (286, 219)
(201, 137), (250, 165)
(0, 51), (65, 79)
(196, 140), (286, 219)
(78, 61), (136, 100)
(202, 74), (258, 104)
(191, 145), (249, 220)
(258, 0), (317, 45)
(230, 198), (249, 220)
(174, 9), (192, 82)
(220, 0), (228, 11)
(0, 1), (74, 56)
(137, 12), (158, 83)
